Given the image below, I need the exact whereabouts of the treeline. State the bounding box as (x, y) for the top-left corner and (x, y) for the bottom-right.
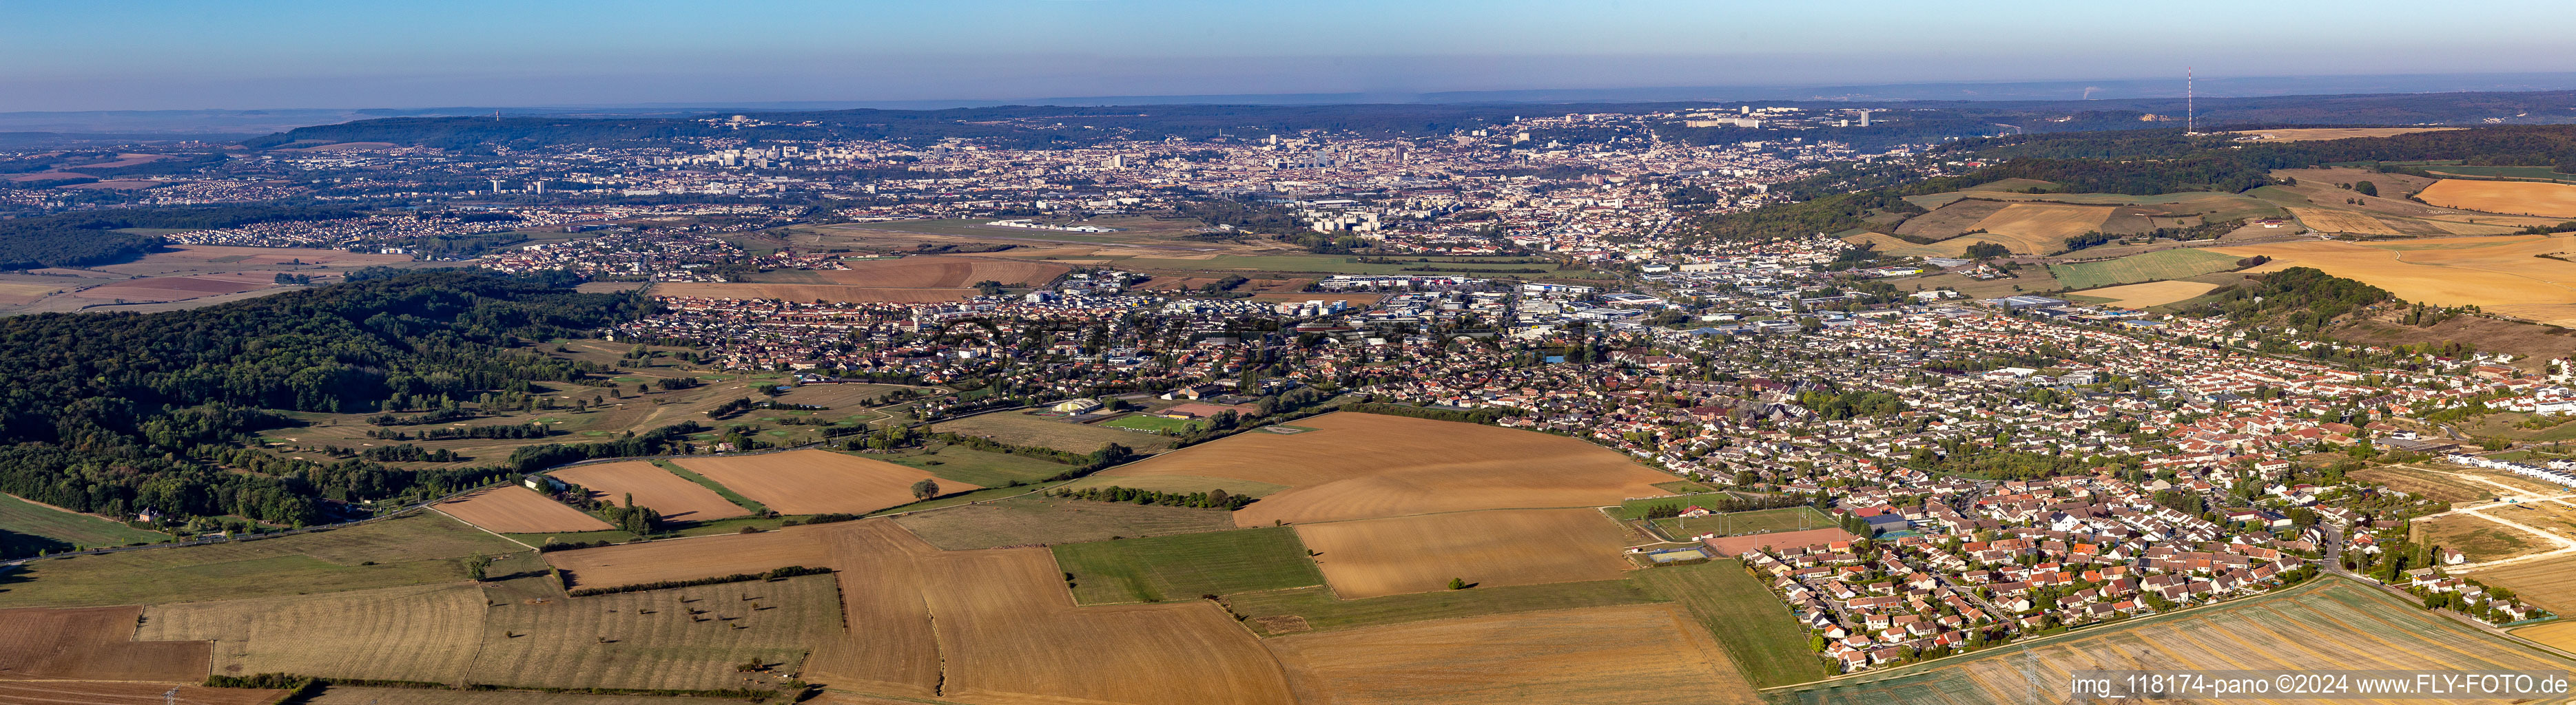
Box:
(0, 204), (353, 269)
(0, 271), (644, 525)
(564, 565), (834, 597)
(500, 422), (705, 473)
(1908, 441), (2140, 481)
(358, 444), (462, 463)
(1638, 493), (1809, 518)
(367, 423), (552, 441)
(1346, 403), (1512, 425)
(1793, 390), (1908, 421)
(368, 408), (481, 425)
(555, 485), (661, 533)
(1051, 485), (1257, 510)
(2063, 219), (2247, 251)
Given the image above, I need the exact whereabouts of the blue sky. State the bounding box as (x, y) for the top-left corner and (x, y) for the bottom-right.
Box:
(6, 0), (2574, 111)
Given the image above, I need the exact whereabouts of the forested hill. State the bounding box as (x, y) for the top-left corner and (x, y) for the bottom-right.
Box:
(0, 271), (648, 529)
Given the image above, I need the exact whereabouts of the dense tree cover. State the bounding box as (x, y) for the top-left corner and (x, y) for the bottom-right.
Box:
(0, 272), (648, 525)
(500, 422), (704, 473)
(1907, 441), (2141, 481)
(1794, 390), (1909, 421)
(1050, 485), (1257, 510)
(0, 204), (357, 269)
(2194, 266), (2395, 335)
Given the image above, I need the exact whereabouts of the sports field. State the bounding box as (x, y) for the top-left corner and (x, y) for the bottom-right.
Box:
(1647, 505), (1833, 540)
(0, 512), (521, 608)
(548, 461), (749, 522)
(0, 492), (167, 558)
(1769, 578), (2570, 704)
(1265, 604), (1760, 705)
(2417, 179), (2576, 218)
(1094, 412), (1676, 526)
(1295, 508), (1634, 598)
(2213, 234), (2576, 326)
(1051, 527), (1324, 604)
(434, 485), (615, 534)
(2045, 247), (2240, 291)
(672, 450), (979, 515)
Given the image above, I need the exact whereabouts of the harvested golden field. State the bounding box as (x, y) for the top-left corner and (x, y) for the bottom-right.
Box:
(922, 545), (1295, 705)
(469, 574), (842, 691)
(0, 606), (209, 681)
(2212, 235), (2576, 326)
(1097, 412), (1674, 526)
(1966, 202), (2116, 255)
(139, 583), (486, 682)
(2418, 179), (2576, 218)
(544, 525), (831, 589)
(794, 255), (1069, 288)
(801, 520), (941, 697)
(433, 485), (614, 534)
(0, 682), (285, 705)
(2230, 127), (2462, 141)
(1773, 578), (2569, 704)
(2513, 620), (2576, 653)
(2469, 556), (2576, 617)
(1295, 509), (1634, 598)
(0, 283), (58, 305)
(548, 461), (748, 522)
(2287, 207), (2401, 235)
(2412, 513), (2544, 562)
(2068, 280), (2220, 308)
(2353, 465), (2494, 504)
(1266, 603), (1756, 705)
(305, 687), (721, 704)
(672, 450), (979, 515)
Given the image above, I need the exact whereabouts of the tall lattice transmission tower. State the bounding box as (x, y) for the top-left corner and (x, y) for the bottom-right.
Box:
(2186, 67), (2196, 135)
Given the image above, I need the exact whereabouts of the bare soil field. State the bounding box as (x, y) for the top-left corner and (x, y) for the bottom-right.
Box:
(1890, 198), (2009, 240)
(139, 583), (486, 682)
(1702, 527), (1859, 558)
(549, 461), (748, 522)
(70, 273), (279, 303)
(2065, 280), (2220, 308)
(2411, 513), (2542, 562)
(2417, 179), (2576, 218)
(1265, 603), (1758, 705)
(933, 409), (1178, 452)
(0, 606), (209, 681)
(433, 485), (614, 534)
(0, 283), (56, 305)
(543, 525), (832, 589)
(2287, 206), (2402, 235)
(2231, 127), (2462, 141)
(1095, 412), (1675, 526)
(2352, 466), (2493, 504)
(672, 450), (980, 515)
(1295, 509), (1634, 598)
(0, 682), (285, 705)
(2213, 234), (2576, 326)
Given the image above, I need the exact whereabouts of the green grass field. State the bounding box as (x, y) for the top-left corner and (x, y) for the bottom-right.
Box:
(1635, 560), (1831, 688)
(0, 493), (169, 558)
(1649, 506), (1831, 538)
(1102, 414), (1197, 433)
(2048, 247), (2241, 291)
(0, 512), (522, 608)
(1052, 527), (1325, 604)
(879, 445), (1075, 487)
(890, 494), (1236, 550)
(1225, 580), (1662, 635)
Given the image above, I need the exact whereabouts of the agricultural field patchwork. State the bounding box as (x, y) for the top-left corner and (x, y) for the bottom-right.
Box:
(2046, 247), (2242, 291)
(1052, 527), (1326, 604)
(2416, 179), (2576, 218)
(2066, 280), (2223, 308)
(672, 450), (979, 515)
(1769, 578), (2568, 704)
(932, 410), (1177, 452)
(0, 512), (520, 608)
(1265, 604), (1760, 705)
(1634, 560), (1834, 688)
(1295, 508), (1635, 598)
(2212, 234), (2576, 326)
(0, 605), (211, 681)
(434, 485), (615, 534)
(891, 494), (1237, 550)
(1096, 411), (1676, 526)
(139, 583), (488, 683)
(548, 461), (750, 523)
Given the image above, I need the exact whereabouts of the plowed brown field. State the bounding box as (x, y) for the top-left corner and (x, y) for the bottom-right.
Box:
(1095, 412), (1674, 525)
(542, 525), (832, 589)
(0, 606), (209, 681)
(549, 461), (747, 522)
(433, 486), (614, 534)
(1295, 509), (1634, 598)
(0, 682), (285, 705)
(672, 450), (978, 515)
(1266, 603), (1758, 705)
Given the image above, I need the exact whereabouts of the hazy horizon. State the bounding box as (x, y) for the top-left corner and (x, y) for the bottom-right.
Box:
(10, 0), (2576, 113)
